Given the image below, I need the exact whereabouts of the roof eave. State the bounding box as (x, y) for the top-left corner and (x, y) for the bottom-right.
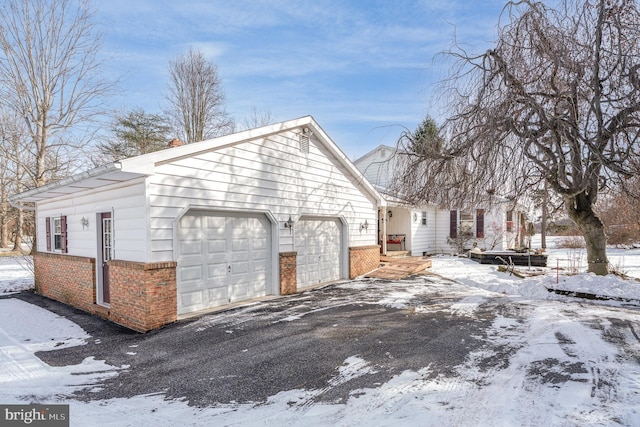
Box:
(9, 163), (149, 204)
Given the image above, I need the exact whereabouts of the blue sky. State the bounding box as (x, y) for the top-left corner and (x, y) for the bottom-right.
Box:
(96, 0), (507, 160)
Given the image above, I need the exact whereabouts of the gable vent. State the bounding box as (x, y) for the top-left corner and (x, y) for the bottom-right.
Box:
(299, 128), (311, 154)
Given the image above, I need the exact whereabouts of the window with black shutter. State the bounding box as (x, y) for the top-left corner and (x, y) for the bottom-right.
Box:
(47, 215), (68, 253)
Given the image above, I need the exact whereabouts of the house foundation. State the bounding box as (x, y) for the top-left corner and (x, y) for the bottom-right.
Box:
(279, 251), (297, 295)
(33, 246), (379, 332)
(349, 245), (381, 278)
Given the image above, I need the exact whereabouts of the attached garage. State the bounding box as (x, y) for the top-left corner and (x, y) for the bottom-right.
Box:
(177, 211), (272, 315)
(295, 218), (343, 288)
(14, 116), (384, 332)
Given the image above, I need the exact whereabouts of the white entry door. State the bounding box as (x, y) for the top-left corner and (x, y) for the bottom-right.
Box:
(295, 218), (342, 288)
(177, 211), (271, 315)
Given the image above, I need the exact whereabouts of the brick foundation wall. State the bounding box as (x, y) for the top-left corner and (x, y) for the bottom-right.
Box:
(279, 252), (297, 295)
(349, 245), (381, 279)
(33, 252), (177, 333)
(34, 245), (379, 331)
(108, 260), (177, 332)
(34, 252), (96, 313)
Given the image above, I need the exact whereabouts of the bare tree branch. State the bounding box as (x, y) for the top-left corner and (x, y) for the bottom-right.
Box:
(397, 0), (640, 275)
(0, 0), (113, 188)
(165, 48), (233, 143)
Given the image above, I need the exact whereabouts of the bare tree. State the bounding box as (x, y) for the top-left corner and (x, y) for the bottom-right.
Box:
(0, 0), (112, 189)
(165, 48), (233, 143)
(0, 110), (30, 251)
(240, 107), (274, 130)
(0, 154), (9, 249)
(398, 0), (640, 275)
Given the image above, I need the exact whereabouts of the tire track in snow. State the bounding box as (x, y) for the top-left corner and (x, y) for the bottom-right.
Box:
(292, 356), (376, 412)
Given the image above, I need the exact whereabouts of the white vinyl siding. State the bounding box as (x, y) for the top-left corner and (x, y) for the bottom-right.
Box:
(353, 146), (398, 189)
(36, 180), (148, 262)
(148, 132), (378, 262)
(409, 208), (437, 256)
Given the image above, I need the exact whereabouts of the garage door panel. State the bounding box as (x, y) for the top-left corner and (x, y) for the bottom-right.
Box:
(207, 238), (227, 254)
(251, 250), (269, 264)
(251, 258), (269, 273)
(179, 240), (202, 256)
(178, 211), (271, 315)
(207, 262), (227, 279)
(252, 238), (267, 250)
(180, 215), (202, 230)
(206, 287), (228, 307)
(296, 219), (342, 288)
(179, 264), (204, 282)
(231, 239), (248, 252)
(180, 290), (203, 308)
(232, 260), (249, 275)
(206, 216), (226, 229)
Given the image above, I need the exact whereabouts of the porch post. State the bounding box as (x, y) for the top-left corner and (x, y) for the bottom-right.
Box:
(382, 207), (387, 255)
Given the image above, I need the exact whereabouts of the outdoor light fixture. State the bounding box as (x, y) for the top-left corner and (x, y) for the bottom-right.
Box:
(360, 219), (369, 232)
(387, 210), (393, 219)
(81, 217), (89, 230)
(284, 215), (295, 233)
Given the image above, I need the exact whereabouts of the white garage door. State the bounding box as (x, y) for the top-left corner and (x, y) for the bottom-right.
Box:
(295, 218), (342, 288)
(177, 211), (271, 315)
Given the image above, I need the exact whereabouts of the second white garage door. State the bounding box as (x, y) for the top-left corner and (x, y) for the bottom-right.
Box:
(177, 211), (271, 315)
(295, 218), (342, 288)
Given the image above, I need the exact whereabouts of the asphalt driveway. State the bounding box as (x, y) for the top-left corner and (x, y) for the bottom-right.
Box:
(10, 273), (500, 406)
(10, 272), (640, 411)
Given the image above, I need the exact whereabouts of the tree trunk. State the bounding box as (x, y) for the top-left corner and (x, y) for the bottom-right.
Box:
(541, 182), (548, 250)
(0, 179), (7, 248)
(565, 193), (609, 275)
(12, 208), (23, 252)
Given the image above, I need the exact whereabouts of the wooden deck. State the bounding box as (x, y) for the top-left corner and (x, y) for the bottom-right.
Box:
(469, 250), (548, 267)
(365, 256), (432, 280)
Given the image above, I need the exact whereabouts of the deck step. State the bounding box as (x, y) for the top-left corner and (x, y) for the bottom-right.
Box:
(365, 257), (432, 280)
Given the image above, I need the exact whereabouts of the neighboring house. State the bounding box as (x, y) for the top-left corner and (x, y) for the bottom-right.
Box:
(353, 145), (528, 255)
(11, 116), (384, 332)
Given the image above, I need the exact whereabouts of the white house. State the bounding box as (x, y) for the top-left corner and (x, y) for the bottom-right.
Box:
(11, 116), (384, 332)
(353, 145), (528, 256)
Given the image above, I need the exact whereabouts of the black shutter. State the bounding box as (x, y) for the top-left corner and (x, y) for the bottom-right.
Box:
(61, 215), (68, 253)
(45, 217), (51, 252)
(450, 210), (457, 238)
(476, 209), (485, 238)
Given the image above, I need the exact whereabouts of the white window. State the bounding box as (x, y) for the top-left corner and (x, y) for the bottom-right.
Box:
(460, 212), (475, 237)
(53, 218), (63, 250)
(46, 215), (67, 253)
(421, 211), (427, 226)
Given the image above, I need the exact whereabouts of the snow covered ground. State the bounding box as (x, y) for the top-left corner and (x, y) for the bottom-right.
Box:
(1, 237), (640, 426)
(0, 254), (33, 294)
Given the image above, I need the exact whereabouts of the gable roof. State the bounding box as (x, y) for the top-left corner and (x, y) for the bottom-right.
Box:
(11, 116), (384, 206)
(352, 144), (398, 166)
